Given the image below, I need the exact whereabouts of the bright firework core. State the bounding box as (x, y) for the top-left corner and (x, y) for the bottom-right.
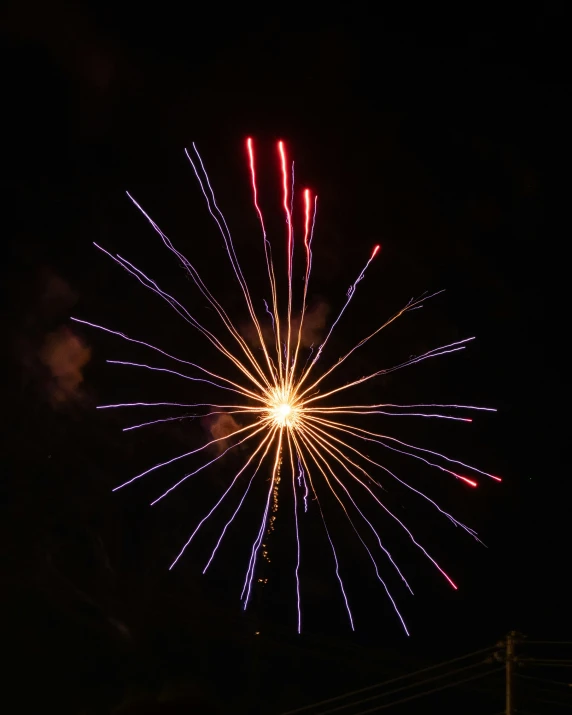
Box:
(267, 389), (301, 428)
(276, 403), (292, 423)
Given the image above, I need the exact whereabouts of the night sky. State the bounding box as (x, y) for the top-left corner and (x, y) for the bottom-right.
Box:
(2, 6), (571, 714)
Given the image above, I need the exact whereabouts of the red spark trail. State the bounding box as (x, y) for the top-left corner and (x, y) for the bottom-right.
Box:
(279, 140), (294, 388)
(247, 138), (281, 368)
(304, 189), (311, 247)
(246, 138), (266, 235)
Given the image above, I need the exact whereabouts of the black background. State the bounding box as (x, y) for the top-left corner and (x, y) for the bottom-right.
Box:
(2, 5), (570, 713)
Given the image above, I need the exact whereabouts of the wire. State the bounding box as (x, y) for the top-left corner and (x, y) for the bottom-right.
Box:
(350, 667), (504, 714)
(280, 644), (495, 714)
(517, 673), (572, 686)
(522, 685), (572, 701)
(517, 673), (572, 688)
(522, 659), (572, 667)
(533, 697), (572, 708)
(320, 660), (492, 714)
(525, 641), (572, 646)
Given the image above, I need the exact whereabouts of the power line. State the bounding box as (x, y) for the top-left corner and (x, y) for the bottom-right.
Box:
(521, 659), (572, 667)
(350, 666), (504, 714)
(516, 673), (572, 687)
(522, 686), (572, 702)
(518, 683), (572, 700)
(280, 644), (495, 714)
(533, 697), (572, 708)
(525, 641), (572, 646)
(460, 675), (506, 699)
(320, 660), (493, 715)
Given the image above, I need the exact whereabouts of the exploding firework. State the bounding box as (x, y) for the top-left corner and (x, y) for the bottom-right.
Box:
(73, 139), (500, 634)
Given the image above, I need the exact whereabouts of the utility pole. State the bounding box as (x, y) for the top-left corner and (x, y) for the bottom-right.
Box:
(505, 631), (517, 715)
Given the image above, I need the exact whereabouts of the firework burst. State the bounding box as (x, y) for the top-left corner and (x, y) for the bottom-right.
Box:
(73, 139), (500, 634)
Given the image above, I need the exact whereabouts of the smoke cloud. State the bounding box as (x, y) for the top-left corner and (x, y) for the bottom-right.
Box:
(202, 412), (242, 455)
(39, 326), (92, 405)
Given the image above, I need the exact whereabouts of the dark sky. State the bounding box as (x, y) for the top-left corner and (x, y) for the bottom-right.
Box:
(2, 5), (570, 714)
